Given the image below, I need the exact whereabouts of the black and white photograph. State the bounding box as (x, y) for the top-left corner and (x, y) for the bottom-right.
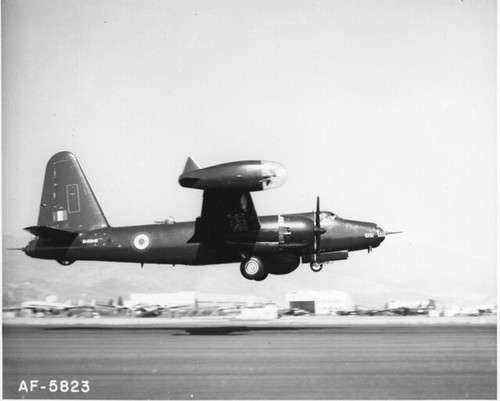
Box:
(2, 0), (497, 399)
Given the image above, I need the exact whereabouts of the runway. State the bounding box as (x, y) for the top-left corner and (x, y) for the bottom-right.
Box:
(3, 322), (497, 399)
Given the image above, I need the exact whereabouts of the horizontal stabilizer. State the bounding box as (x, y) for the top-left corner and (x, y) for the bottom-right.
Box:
(24, 226), (79, 243)
(182, 157), (202, 174)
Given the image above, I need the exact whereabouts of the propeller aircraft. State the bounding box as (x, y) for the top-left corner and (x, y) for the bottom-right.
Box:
(22, 152), (398, 281)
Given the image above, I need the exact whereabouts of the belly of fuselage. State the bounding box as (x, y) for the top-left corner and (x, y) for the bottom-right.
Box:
(60, 223), (241, 265)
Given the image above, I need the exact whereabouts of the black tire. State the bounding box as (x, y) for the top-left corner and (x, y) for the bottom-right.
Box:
(310, 262), (323, 272)
(254, 272), (268, 281)
(57, 260), (75, 266)
(240, 256), (266, 280)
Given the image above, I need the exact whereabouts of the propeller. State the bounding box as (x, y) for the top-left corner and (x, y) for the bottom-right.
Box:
(312, 196), (326, 263)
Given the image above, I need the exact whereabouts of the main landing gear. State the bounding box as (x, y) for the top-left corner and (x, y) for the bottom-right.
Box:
(57, 260), (75, 266)
(240, 256), (268, 281)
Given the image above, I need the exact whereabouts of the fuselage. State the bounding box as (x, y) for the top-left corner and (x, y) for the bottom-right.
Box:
(24, 211), (385, 266)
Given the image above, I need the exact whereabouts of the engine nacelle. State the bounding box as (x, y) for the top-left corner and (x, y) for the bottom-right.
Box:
(263, 253), (300, 275)
(179, 159), (286, 191)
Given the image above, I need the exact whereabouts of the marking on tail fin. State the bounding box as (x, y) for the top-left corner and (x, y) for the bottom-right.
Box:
(66, 184), (81, 213)
(55, 210), (68, 222)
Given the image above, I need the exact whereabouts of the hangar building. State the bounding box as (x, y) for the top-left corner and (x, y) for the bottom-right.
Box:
(286, 290), (353, 314)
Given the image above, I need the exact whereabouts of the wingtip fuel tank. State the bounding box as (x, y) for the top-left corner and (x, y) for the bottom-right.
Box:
(179, 159), (286, 191)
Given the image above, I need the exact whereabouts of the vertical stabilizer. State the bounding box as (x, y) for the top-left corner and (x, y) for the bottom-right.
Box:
(37, 151), (109, 232)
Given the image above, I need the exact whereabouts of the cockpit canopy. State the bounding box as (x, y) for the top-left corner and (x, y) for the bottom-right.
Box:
(319, 211), (336, 222)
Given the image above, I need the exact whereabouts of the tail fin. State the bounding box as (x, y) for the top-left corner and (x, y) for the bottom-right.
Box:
(36, 151), (109, 232)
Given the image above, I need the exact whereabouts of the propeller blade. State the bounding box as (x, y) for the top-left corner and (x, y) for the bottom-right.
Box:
(315, 196), (320, 228)
(314, 196), (322, 261)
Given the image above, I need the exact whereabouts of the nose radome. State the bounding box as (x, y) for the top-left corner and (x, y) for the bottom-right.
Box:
(376, 226), (386, 238)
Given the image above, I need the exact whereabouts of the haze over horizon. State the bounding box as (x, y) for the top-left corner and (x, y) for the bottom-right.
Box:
(3, 0), (496, 307)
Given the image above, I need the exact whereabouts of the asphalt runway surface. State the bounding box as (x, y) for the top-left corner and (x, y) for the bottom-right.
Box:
(3, 323), (497, 399)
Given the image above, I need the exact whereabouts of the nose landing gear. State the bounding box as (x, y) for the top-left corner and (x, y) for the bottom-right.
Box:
(310, 262), (323, 272)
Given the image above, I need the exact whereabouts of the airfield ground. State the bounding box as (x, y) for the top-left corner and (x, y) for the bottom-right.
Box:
(2, 314), (497, 328)
(3, 316), (496, 400)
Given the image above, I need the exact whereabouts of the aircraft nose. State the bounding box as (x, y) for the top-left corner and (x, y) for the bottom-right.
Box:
(22, 240), (36, 257)
(376, 226), (386, 245)
(370, 225), (386, 248)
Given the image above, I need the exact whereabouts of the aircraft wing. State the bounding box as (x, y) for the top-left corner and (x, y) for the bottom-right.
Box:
(189, 189), (260, 243)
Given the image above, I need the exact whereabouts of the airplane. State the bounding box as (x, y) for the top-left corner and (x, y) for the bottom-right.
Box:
(21, 151), (400, 281)
(132, 303), (193, 318)
(4, 300), (84, 316)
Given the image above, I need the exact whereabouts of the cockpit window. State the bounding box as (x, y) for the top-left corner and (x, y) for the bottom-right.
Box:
(320, 212), (336, 222)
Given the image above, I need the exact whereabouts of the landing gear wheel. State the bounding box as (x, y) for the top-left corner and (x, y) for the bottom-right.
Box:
(57, 260), (75, 266)
(310, 262), (323, 272)
(254, 272), (268, 282)
(240, 256), (266, 280)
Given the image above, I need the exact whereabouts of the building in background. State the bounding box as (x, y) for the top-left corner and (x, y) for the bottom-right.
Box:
(285, 290), (353, 315)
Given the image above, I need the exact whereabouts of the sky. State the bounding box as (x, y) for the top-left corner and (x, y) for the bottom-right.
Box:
(2, 0), (496, 306)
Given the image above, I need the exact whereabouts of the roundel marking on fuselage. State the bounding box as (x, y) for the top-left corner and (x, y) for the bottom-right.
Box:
(132, 233), (151, 252)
